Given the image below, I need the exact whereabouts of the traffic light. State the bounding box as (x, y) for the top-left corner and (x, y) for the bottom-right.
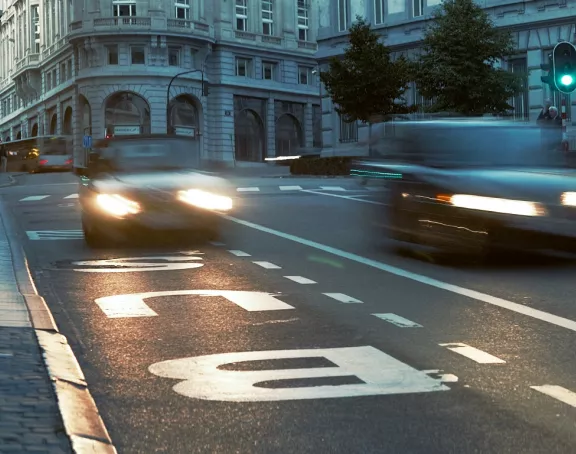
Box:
(541, 53), (556, 91)
(552, 41), (576, 94)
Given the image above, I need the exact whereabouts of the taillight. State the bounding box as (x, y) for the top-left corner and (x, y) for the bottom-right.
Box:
(39, 160), (48, 165)
(65, 159), (73, 164)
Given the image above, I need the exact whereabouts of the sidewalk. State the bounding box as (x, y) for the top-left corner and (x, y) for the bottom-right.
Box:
(0, 212), (72, 452)
(0, 172), (16, 187)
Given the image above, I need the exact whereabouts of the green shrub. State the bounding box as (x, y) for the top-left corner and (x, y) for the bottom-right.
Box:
(289, 156), (354, 176)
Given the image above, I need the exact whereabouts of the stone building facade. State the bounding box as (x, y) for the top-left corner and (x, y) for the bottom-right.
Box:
(0, 0), (321, 167)
(316, 0), (575, 154)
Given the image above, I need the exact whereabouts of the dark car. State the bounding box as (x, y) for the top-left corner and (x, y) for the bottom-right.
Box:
(351, 119), (576, 259)
(79, 135), (233, 248)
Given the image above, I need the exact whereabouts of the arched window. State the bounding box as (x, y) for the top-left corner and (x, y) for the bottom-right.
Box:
(104, 92), (151, 136)
(235, 109), (264, 162)
(275, 114), (302, 156)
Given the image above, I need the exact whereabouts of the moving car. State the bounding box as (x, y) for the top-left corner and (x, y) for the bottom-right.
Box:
(351, 119), (576, 259)
(78, 134), (233, 247)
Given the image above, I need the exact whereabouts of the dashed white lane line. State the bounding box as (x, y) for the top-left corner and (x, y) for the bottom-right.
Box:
(228, 250), (251, 257)
(301, 189), (387, 205)
(64, 193), (79, 199)
(373, 313), (422, 328)
(280, 185), (303, 191)
(20, 195), (50, 201)
(323, 293), (363, 304)
(222, 215), (576, 333)
(237, 187), (260, 192)
(439, 343), (506, 364)
(319, 186), (346, 191)
(530, 385), (576, 408)
(284, 276), (317, 284)
(253, 261), (282, 269)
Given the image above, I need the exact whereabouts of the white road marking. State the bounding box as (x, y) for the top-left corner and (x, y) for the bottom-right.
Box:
(284, 276), (316, 284)
(148, 345), (450, 402)
(373, 313), (423, 328)
(20, 195), (50, 201)
(209, 241), (226, 246)
(323, 293), (363, 304)
(26, 230), (83, 240)
(0, 353), (14, 358)
(73, 254), (204, 272)
(228, 250), (251, 257)
(530, 385), (576, 408)
(280, 185), (303, 191)
(302, 189), (387, 205)
(95, 290), (294, 318)
(64, 193), (79, 199)
(237, 187), (260, 192)
(222, 215), (576, 333)
(439, 343), (505, 364)
(253, 261), (281, 269)
(319, 186), (346, 191)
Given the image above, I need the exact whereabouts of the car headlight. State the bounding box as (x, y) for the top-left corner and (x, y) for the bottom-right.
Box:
(177, 189), (233, 211)
(561, 192), (576, 207)
(444, 194), (546, 217)
(96, 194), (141, 217)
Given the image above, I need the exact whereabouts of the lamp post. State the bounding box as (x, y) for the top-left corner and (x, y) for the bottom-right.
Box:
(166, 69), (205, 134)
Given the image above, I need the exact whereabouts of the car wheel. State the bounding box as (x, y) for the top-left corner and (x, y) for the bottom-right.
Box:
(82, 215), (108, 248)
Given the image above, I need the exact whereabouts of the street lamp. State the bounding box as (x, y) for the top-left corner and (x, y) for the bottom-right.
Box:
(166, 69), (205, 134)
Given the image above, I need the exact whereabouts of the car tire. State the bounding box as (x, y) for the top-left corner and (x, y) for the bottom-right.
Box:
(82, 215), (108, 248)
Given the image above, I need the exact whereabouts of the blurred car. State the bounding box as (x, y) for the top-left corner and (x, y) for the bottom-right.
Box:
(32, 149), (73, 173)
(351, 119), (576, 259)
(79, 134), (234, 248)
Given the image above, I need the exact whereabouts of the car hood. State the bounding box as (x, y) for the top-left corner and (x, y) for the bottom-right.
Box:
(91, 170), (233, 195)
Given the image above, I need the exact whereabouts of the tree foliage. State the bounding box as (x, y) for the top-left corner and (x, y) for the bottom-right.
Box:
(320, 16), (414, 124)
(414, 0), (524, 116)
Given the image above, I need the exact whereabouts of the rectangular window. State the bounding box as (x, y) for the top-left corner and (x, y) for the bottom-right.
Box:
(338, 0), (347, 32)
(113, 1), (137, 17)
(413, 0), (423, 17)
(46, 72), (52, 91)
(374, 0), (385, 24)
(297, 0), (309, 41)
(235, 0), (248, 31)
(131, 46), (145, 64)
(61, 62), (66, 81)
(67, 59), (73, 79)
(52, 69), (58, 86)
(31, 5), (40, 54)
(107, 45), (119, 65)
(298, 66), (312, 85)
(175, 0), (190, 19)
(190, 48), (197, 68)
(339, 115), (358, 143)
(169, 47), (180, 66)
(236, 57), (252, 77)
(262, 61), (277, 80)
(262, 0), (273, 36)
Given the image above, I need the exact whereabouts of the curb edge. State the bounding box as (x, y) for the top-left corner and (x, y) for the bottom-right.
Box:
(0, 199), (118, 454)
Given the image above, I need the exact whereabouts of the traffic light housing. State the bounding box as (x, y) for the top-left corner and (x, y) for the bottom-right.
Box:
(553, 41), (576, 94)
(541, 53), (556, 91)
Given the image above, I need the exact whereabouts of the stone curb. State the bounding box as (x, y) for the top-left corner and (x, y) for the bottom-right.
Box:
(0, 199), (117, 454)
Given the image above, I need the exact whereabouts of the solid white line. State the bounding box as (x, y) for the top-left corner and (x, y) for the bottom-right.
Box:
(284, 276), (317, 284)
(530, 385), (576, 408)
(20, 195), (49, 201)
(319, 186), (346, 191)
(253, 261), (281, 269)
(280, 185), (303, 190)
(302, 189), (387, 205)
(64, 193), (79, 199)
(323, 293), (363, 303)
(222, 214), (576, 334)
(439, 343), (506, 364)
(237, 187), (260, 192)
(373, 313), (423, 328)
(228, 249), (251, 257)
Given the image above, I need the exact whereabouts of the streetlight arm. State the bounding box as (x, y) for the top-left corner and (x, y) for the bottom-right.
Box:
(166, 69), (203, 134)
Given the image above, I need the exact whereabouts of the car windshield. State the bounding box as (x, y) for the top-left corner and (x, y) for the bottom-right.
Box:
(104, 138), (202, 172)
(370, 122), (566, 168)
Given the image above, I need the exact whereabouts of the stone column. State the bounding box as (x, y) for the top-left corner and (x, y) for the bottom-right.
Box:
(266, 97), (275, 158)
(304, 102), (313, 147)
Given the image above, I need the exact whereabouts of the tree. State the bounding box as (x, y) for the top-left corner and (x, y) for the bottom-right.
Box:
(320, 16), (414, 126)
(414, 0), (524, 116)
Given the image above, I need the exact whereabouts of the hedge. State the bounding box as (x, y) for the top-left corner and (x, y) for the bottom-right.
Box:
(289, 156), (354, 176)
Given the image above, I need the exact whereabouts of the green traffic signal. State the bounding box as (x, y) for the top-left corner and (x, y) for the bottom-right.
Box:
(560, 74), (574, 86)
(552, 42), (576, 93)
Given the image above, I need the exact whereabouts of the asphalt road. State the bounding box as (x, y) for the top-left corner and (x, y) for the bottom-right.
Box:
(2, 171), (576, 453)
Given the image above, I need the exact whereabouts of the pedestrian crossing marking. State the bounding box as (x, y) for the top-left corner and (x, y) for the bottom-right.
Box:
(237, 187), (260, 192)
(64, 194), (79, 199)
(26, 230), (84, 240)
(280, 186), (303, 191)
(319, 186), (346, 191)
(20, 195), (50, 201)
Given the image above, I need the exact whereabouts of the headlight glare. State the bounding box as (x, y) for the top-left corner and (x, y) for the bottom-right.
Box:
(561, 192), (576, 206)
(448, 194), (545, 217)
(178, 189), (233, 211)
(96, 194), (140, 217)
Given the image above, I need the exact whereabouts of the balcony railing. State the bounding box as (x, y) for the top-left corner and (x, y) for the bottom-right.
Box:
(298, 40), (317, 51)
(15, 53), (40, 70)
(93, 17), (152, 27)
(42, 38), (67, 59)
(167, 19), (209, 32)
(67, 17), (212, 37)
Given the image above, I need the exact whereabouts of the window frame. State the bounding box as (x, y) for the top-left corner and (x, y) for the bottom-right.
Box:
(262, 0), (274, 36)
(107, 44), (119, 65)
(235, 57), (253, 77)
(168, 47), (180, 66)
(235, 0), (248, 31)
(112, 1), (137, 17)
(374, 0), (385, 25)
(262, 61), (277, 80)
(297, 0), (309, 41)
(412, 0), (424, 18)
(130, 46), (146, 65)
(175, 0), (190, 20)
(337, 0), (347, 32)
(298, 66), (312, 85)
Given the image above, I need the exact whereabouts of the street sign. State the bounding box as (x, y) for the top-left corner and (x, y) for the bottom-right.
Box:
(149, 346), (450, 402)
(82, 135), (92, 148)
(95, 290), (295, 318)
